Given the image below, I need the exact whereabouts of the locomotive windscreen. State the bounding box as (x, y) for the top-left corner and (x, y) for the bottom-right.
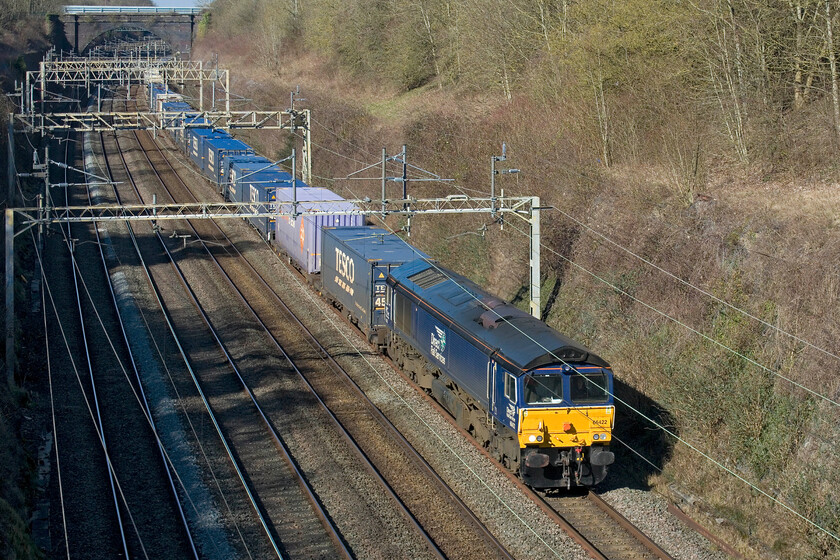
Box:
(524, 374), (564, 404)
(570, 372), (609, 404)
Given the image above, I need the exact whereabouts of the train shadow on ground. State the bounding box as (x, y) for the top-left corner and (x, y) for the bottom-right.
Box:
(597, 378), (677, 492)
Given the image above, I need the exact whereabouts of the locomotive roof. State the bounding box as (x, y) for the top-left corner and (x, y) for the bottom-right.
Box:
(387, 259), (609, 374)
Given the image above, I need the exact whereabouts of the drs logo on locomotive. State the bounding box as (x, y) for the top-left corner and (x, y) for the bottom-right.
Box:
(431, 326), (447, 365)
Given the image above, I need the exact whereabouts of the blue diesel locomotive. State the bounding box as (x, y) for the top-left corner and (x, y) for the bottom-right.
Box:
(322, 228), (616, 488)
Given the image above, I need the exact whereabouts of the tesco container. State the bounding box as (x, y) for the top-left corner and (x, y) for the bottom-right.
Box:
(202, 136), (254, 184)
(322, 226), (428, 344)
(273, 187), (365, 274)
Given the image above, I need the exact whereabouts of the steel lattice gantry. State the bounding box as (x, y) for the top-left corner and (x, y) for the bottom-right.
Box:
(32, 59), (227, 87)
(21, 59), (231, 114)
(14, 109), (309, 132)
(12, 108), (313, 186)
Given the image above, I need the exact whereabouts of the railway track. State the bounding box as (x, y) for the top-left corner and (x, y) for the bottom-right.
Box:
(43, 131), (131, 559)
(95, 90), (504, 558)
(129, 118), (515, 559)
(40, 122), (195, 558)
(82, 132), (199, 560)
(100, 126), (351, 558)
(541, 491), (673, 560)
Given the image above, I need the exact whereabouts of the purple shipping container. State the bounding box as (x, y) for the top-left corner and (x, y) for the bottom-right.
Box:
(273, 187), (365, 274)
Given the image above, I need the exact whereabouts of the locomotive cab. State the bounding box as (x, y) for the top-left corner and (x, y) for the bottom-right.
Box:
(517, 365), (615, 488)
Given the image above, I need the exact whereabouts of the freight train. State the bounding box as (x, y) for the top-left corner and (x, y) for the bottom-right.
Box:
(155, 85), (616, 488)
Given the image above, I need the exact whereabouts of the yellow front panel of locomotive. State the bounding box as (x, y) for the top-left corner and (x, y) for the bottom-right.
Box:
(518, 406), (614, 448)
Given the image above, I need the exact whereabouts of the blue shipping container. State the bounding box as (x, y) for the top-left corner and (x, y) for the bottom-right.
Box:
(322, 226), (428, 344)
(238, 170), (295, 238)
(161, 101), (195, 140)
(188, 128), (228, 170)
(226, 156), (273, 201)
(202, 136), (253, 184)
(273, 187), (365, 274)
(177, 115), (208, 151)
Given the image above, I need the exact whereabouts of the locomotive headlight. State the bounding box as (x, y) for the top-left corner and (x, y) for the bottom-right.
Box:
(528, 435), (536, 443)
(536, 436), (543, 442)
(593, 433), (600, 440)
(601, 433), (608, 440)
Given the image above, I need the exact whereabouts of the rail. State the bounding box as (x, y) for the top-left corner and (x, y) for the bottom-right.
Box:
(93, 132), (199, 559)
(105, 128), (290, 559)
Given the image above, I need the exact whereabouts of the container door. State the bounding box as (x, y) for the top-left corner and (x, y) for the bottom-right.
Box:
(371, 265), (388, 327)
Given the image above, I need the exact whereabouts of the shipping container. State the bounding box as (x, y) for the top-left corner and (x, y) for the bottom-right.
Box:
(273, 187), (365, 274)
(149, 84), (180, 111)
(161, 101), (195, 138)
(177, 115), (208, 152)
(322, 226), (428, 344)
(187, 128), (228, 171)
(237, 170), (297, 237)
(226, 156), (275, 202)
(202, 136), (254, 185)
(155, 93), (182, 112)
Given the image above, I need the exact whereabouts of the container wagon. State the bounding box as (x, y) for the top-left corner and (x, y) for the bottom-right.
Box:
(227, 157), (276, 201)
(236, 169), (297, 238)
(187, 128), (228, 169)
